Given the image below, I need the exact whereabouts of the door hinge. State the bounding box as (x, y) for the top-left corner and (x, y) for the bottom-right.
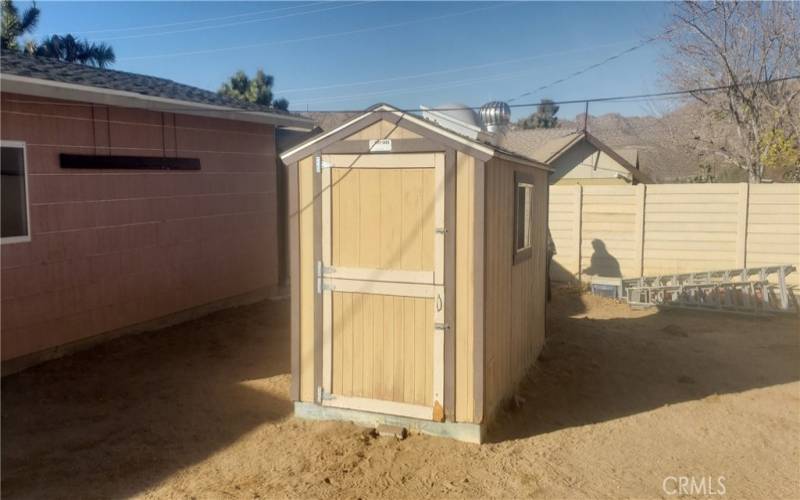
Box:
(317, 386), (335, 401)
(434, 322), (450, 331)
(316, 261), (322, 293)
(435, 227), (447, 234)
(316, 261), (336, 293)
(315, 156), (332, 173)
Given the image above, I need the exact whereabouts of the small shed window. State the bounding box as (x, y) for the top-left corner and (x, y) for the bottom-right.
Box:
(1, 141), (30, 243)
(514, 172), (535, 264)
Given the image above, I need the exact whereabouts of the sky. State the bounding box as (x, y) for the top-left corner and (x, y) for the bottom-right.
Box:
(19, 1), (675, 120)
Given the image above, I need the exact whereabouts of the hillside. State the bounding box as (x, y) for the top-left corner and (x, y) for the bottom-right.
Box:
(556, 108), (710, 182)
(300, 104), (756, 183)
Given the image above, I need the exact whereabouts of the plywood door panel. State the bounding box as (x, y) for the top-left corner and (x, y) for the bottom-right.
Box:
(331, 168), (434, 272)
(323, 154), (443, 418)
(331, 291), (433, 406)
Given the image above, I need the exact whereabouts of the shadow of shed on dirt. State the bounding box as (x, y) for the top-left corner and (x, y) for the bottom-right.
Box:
(487, 288), (800, 442)
(1, 298), (292, 499)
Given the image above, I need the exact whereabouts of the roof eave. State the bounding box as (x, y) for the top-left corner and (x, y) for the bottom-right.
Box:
(542, 132), (585, 164)
(582, 131), (646, 182)
(280, 109), (381, 161)
(493, 151), (553, 172)
(281, 104), (496, 161)
(1, 73), (314, 130)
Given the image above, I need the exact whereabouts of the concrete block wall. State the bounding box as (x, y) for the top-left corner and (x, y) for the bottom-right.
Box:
(549, 183), (800, 286)
(1, 92), (279, 362)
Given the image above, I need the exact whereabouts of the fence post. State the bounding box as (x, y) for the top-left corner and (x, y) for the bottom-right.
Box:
(736, 182), (749, 268)
(573, 185), (583, 282)
(633, 183), (646, 277)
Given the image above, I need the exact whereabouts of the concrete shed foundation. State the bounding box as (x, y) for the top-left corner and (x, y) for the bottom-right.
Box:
(294, 402), (484, 444)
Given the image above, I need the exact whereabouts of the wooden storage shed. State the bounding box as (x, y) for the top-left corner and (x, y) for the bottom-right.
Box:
(280, 104), (551, 443)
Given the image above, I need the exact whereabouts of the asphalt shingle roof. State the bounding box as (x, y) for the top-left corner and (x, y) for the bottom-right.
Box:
(500, 128), (583, 162)
(0, 50), (304, 118)
(301, 111), (361, 132)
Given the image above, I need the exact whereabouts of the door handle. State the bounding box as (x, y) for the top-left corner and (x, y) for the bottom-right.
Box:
(436, 294), (443, 312)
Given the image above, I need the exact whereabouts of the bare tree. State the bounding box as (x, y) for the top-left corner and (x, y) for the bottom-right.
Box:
(665, 1), (800, 182)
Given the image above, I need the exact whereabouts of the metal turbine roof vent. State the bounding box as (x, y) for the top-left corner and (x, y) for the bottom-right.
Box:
(479, 101), (511, 133)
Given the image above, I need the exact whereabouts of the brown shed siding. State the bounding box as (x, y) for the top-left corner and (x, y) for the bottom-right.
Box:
(1, 92), (279, 362)
(483, 158), (549, 420)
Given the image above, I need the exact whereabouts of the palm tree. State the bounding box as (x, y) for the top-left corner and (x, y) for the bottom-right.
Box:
(1, 0), (40, 50)
(32, 34), (115, 68)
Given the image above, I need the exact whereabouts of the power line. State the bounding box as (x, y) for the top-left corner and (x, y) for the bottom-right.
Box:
(281, 38), (640, 96)
(506, 6), (720, 104)
(507, 37), (662, 103)
(293, 61), (572, 107)
(101, 2), (371, 42)
(301, 75), (800, 113)
(118, 2), (512, 61)
(47, 2), (328, 36)
(8, 75), (794, 117)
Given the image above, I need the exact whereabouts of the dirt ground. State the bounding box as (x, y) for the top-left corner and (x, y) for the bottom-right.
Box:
(2, 288), (799, 499)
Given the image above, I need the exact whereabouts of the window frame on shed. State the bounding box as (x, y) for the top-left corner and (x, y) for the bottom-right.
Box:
(1, 140), (32, 245)
(513, 171), (535, 265)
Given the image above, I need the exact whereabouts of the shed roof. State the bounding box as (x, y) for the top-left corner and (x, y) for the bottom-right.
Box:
(0, 50), (313, 129)
(281, 103), (551, 171)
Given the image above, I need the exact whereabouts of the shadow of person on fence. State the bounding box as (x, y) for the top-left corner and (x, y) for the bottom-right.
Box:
(1, 299), (293, 499)
(488, 288), (800, 443)
(582, 239), (622, 278)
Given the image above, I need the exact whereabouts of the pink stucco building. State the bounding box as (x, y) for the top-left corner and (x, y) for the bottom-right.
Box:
(0, 51), (312, 373)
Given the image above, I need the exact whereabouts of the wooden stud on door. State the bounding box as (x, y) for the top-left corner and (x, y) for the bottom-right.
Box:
(321, 165), (333, 396)
(443, 149), (456, 421)
(313, 155), (323, 404)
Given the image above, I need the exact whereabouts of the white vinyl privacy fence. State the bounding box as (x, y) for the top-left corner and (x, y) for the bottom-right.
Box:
(549, 183), (800, 285)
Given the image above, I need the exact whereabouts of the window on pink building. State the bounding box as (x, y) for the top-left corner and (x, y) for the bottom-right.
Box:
(1, 142), (30, 242)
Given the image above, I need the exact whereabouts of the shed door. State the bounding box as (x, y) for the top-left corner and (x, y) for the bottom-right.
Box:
(319, 153), (446, 421)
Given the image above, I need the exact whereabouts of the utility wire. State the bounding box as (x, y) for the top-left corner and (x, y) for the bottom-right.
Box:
(507, 37), (662, 103)
(6, 75), (796, 116)
(119, 2), (511, 61)
(301, 75), (800, 113)
(293, 62), (568, 107)
(47, 2), (328, 36)
(101, 2), (371, 41)
(506, 6), (721, 104)
(282, 38), (640, 95)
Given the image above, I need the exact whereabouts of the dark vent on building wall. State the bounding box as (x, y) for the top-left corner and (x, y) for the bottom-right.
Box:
(60, 154), (201, 171)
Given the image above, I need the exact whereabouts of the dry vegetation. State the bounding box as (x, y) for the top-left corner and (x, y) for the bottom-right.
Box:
(2, 289), (798, 499)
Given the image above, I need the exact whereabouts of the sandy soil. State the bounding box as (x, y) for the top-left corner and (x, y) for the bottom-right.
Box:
(3, 288), (799, 499)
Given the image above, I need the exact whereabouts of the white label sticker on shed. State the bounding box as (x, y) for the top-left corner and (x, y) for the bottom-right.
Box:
(369, 139), (392, 152)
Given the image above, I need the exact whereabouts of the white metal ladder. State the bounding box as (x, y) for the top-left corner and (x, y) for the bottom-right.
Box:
(624, 265), (798, 315)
